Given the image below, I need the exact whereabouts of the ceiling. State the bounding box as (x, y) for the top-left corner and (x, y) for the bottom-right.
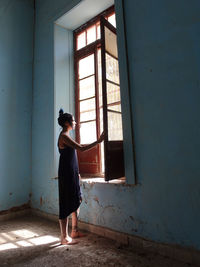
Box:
(55, 0), (114, 30)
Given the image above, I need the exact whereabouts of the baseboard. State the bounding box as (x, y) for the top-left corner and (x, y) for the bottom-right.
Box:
(31, 208), (200, 266)
(31, 208), (58, 222)
(0, 204), (31, 222)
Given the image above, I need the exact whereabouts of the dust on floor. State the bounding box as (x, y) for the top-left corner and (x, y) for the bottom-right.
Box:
(0, 215), (196, 267)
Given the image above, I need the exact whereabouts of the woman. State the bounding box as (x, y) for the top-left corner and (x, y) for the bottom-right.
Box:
(57, 109), (104, 245)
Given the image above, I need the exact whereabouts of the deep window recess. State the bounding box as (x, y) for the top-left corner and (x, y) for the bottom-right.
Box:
(74, 6), (125, 181)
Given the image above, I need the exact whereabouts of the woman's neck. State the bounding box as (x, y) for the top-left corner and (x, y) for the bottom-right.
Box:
(62, 126), (70, 134)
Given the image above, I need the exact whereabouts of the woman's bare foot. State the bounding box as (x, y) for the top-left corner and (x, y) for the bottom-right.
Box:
(61, 236), (78, 245)
(71, 230), (86, 238)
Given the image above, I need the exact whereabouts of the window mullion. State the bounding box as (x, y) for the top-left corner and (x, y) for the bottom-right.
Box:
(95, 48), (100, 139)
(74, 33), (80, 143)
(79, 96), (95, 102)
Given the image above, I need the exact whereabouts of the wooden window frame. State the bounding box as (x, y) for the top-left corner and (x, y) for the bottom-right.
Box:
(74, 6), (115, 144)
(74, 5), (125, 179)
(100, 16), (124, 180)
(74, 5), (115, 44)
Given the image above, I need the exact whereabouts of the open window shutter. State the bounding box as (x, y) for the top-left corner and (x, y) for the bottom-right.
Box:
(100, 16), (125, 181)
(75, 49), (101, 177)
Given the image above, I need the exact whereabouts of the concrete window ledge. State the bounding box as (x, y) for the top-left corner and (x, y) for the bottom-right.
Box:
(80, 177), (139, 187)
(81, 177), (126, 185)
(52, 177), (126, 184)
(51, 176), (137, 186)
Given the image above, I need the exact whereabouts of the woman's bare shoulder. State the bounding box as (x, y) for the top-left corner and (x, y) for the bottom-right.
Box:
(59, 132), (72, 141)
(59, 132), (68, 138)
(58, 133), (70, 148)
(58, 132), (82, 150)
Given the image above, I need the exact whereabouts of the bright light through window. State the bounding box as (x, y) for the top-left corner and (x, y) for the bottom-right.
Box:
(0, 229), (60, 251)
(1, 232), (16, 241)
(108, 14), (116, 27)
(16, 240), (33, 247)
(29, 235), (59, 245)
(11, 229), (39, 239)
(0, 243), (18, 251)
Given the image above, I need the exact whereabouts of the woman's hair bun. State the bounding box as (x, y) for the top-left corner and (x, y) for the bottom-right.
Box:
(59, 108), (64, 117)
(58, 109), (73, 128)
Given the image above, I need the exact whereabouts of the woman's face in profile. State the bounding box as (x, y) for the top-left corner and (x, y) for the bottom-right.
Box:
(72, 117), (76, 129)
(63, 116), (76, 130)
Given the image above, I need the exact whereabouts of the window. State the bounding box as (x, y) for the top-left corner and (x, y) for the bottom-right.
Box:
(74, 6), (124, 181)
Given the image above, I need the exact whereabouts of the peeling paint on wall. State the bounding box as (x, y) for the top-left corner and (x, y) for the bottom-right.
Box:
(0, 203), (30, 216)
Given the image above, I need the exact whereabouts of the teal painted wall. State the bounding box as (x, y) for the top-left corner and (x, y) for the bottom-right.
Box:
(54, 25), (75, 171)
(31, 0), (80, 214)
(0, 0), (34, 210)
(31, 0), (200, 250)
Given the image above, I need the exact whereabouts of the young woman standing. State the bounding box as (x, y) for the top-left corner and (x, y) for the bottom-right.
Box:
(57, 109), (104, 245)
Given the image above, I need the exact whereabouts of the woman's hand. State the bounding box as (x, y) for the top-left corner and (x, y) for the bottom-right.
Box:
(98, 131), (105, 143)
(77, 131), (105, 152)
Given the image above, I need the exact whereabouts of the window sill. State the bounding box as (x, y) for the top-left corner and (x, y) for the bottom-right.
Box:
(52, 176), (137, 186)
(80, 177), (126, 185)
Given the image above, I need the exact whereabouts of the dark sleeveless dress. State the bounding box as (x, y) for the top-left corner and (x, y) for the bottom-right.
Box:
(58, 146), (81, 219)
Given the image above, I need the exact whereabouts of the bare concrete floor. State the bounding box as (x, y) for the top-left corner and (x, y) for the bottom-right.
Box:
(0, 215), (196, 267)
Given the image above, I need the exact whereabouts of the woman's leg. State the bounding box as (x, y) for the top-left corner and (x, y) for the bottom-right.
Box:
(71, 209), (86, 238)
(59, 218), (78, 245)
(59, 218), (67, 244)
(71, 210), (78, 233)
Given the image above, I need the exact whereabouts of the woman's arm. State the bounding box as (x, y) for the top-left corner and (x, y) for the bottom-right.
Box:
(60, 132), (104, 152)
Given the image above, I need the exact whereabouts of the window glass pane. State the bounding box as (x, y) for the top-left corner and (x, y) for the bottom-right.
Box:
(108, 14), (116, 28)
(79, 76), (95, 100)
(108, 104), (121, 113)
(80, 98), (95, 113)
(80, 98), (96, 122)
(106, 53), (119, 84)
(87, 25), (96, 45)
(107, 81), (121, 105)
(105, 26), (118, 58)
(79, 54), (94, 79)
(108, 111), (123, 141)
(80, 110), (96, 122)
(77, 31), (86, 50)
(97, 24), (101, 39)
(80, 121), (96, 144)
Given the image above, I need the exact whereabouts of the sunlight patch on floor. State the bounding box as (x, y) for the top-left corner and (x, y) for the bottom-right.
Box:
(11, 229), (39, 239)
(29, 235), (59, 245)
(0, 242), (18, 251)
(0, 229), (59, 251)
